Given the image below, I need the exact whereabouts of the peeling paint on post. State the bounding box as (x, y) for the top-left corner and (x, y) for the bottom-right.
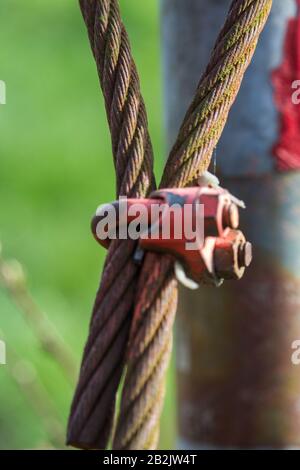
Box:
(161, 0), (300, 448)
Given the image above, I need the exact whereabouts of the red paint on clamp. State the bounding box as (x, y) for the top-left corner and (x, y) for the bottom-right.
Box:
(92, 186), (252, 286)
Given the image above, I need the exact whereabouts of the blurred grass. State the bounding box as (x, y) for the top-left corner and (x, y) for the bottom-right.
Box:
(0, 0), (176, 449)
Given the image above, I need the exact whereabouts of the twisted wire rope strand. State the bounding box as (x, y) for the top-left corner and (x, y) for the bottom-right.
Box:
(67, 0), (156, 449)
(113, 0), (273, 450)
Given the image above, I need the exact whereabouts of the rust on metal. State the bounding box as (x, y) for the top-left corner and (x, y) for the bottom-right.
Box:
(92, 185), (253, 286)
(177, 175), (300, 448)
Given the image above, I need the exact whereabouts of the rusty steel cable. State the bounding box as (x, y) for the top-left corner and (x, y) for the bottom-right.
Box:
(112, 0), (273, 450)
(67, 0), (156, 449)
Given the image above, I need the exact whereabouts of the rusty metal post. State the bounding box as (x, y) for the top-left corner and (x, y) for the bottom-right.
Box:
(161, 0), (300, 448)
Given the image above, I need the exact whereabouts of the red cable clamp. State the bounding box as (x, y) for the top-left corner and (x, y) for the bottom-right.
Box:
(92, 176), (252, 288)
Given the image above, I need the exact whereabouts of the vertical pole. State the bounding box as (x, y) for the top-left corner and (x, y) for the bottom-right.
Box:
(161, 0), (300, 448)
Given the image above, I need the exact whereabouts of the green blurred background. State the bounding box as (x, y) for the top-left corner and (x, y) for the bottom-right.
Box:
(0, 0), (176, 449)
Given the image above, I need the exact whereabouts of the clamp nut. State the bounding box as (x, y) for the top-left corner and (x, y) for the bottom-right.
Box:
(214, 229), (252, 280)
